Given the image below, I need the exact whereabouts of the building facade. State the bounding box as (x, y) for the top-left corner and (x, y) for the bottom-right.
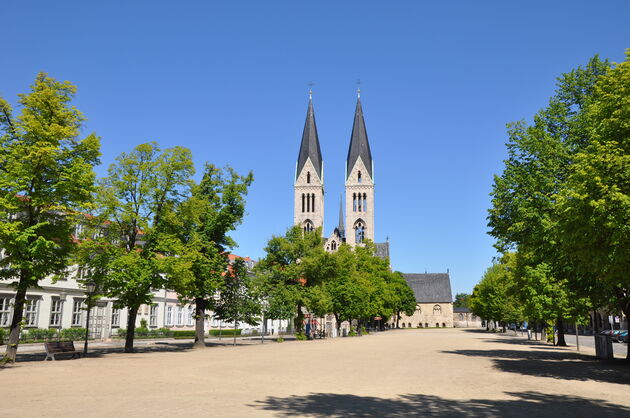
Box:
(391, 273), (455, 328)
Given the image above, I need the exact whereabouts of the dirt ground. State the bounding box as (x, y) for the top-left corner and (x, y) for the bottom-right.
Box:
(1, 328), (629, 417)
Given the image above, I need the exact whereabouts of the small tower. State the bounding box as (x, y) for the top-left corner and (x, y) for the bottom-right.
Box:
(345, 91), (374, 246)
(294, 91), (324, 234)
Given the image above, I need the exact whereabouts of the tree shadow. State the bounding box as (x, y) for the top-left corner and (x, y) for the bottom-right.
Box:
(442, 349), (630, 385)
(251, 391), (630, 417)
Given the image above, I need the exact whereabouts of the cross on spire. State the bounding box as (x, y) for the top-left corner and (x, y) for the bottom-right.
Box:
(308, 81), (315, 99)
(356, 79), (361, 98)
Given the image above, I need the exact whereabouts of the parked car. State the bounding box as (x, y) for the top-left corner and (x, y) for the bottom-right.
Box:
(613, 330), (628, 343)
(600, 330), (614, 337)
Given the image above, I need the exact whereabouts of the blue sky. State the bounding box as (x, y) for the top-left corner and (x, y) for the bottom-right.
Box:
(2, 1), (629, 296)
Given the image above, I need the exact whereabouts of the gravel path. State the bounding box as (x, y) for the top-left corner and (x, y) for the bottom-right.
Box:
(1, 328), (629, 417)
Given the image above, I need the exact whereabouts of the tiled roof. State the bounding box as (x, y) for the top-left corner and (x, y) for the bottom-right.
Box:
(403, 273), (453, 303)
(375, 242), (390, 260)
(453, 307), (471, 313)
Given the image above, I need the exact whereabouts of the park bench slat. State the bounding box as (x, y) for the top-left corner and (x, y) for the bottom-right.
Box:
(44, 341), (81, 361)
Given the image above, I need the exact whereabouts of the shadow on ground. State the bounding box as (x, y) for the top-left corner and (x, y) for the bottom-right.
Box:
(250, 391), (630, 417)
(442, 344), (630, 385)
(8, 337), (283, 363)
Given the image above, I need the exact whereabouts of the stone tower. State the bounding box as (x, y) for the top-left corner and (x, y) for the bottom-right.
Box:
(294, 92), (324, 234)
(345, 92), (374, 246)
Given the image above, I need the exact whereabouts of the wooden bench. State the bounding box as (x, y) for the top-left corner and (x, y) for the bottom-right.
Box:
(44, 341), (81, 361)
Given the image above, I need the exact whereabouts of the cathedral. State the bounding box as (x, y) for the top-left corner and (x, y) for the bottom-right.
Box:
(292, 90), (455, 332)
(293, 90), (388, 256)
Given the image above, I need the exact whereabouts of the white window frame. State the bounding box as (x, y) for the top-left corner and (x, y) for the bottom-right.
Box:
(166, 306), (173, 326)
(0, 295), (12, 327)
(72, 299), (85, 327)
(149, 304), (158, 327)
(49, 298), (63, 327)
(187, 307), (194, 326)
(176, 306), (183, 326)
(23, 298), (39, 327)
(111, 308), (120, 327)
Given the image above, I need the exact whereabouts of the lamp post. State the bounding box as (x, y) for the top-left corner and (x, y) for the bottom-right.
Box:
(83, 280), (96, 356)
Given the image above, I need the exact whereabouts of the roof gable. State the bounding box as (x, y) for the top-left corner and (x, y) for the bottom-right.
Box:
(403, 273), (453, 303)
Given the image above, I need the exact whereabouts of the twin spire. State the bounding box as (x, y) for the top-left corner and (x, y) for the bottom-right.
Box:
(296, 90), (372, 181)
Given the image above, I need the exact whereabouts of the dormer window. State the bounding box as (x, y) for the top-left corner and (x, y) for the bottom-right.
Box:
(357, 171), (362, 183)
(307, 172), (311, 184)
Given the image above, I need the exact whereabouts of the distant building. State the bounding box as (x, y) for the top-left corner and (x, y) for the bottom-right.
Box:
(453, 307), (483, 328)
(390, 273), (454, 328)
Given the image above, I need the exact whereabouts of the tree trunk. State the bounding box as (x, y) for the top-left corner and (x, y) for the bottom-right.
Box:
(622, 305), (630, 362)
(295, 303), (304, 334)
(357, 319), (362, 336)
(193, 298), (206, 349)
(502, 322), (506, 333)
(396, 311), (401, 329)
(556, 318), (567, 346)
(334, 313), (341, 337)
(4, 282), (28, 362)
(125, 307), (138, 353)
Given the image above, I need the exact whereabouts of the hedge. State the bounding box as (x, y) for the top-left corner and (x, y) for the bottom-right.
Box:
(172, 330), (196, 338)
(209, 329), (241, 337)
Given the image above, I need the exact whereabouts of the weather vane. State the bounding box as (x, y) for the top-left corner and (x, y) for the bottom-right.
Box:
(356, 79), (361, 98)
(308, 81), (315, 99)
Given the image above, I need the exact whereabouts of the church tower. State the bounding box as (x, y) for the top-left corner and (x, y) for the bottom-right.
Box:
(345, 91), (374, 246)
(294, 91), (324, 234)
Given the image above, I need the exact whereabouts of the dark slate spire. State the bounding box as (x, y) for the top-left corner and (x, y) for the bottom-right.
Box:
(296, 92), (323, 181)
(346, 92), (373, 179)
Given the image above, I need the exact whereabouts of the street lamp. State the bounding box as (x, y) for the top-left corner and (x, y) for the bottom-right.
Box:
(83, 280), (96, 356)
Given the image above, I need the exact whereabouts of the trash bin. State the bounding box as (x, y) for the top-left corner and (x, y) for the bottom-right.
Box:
(595, 335), (613, 359)
(527, 330), (532, 340)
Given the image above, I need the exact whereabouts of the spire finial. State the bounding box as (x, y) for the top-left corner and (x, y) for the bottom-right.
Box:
(356, 79), (361, 98)
(308, 81), (314, 100)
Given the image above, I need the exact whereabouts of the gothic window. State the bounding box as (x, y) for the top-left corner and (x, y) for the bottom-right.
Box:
(436, 323), (440, 328)
(307, 172), (311, 184)
(354, 220), (365, 243)
(408, 323), (412, 328)
(331, 241), (337, 251)
(301, 194), (305, 213)
(358, 194), (362, 211)
(353, 193), (357, 212)
(303, 220), (313, 233)
(306, 193), (310, 212)
(433, 304), (442, 315)
(363, 193), (367, 212)
(311, 194), (315, 212)
(357, 171), (362, 183)
(442, 322), (446, 328)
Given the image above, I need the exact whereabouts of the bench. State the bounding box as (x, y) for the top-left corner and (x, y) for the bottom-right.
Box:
(44, 341), (81, 361)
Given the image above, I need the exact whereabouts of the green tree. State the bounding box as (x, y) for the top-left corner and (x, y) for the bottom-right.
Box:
(454, 293), (471, 309)
(386, 271), (416, 329)
(255, 226), (329, 334)
(77, 143), (194, 352)
(487, 56), (610, 339)
(213, 258), (261, 345)
(168, 164), (253, 348)
(556, 51), (630, 359)
(0, 73), (100, 362)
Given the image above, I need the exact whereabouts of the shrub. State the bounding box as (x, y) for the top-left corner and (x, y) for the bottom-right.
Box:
(276, 337), (285, 343)
(24, 328), (59, 342)
(209, 329), (242, 337)
(172, 330), (196, 338)
(140, 318), (148, 328)
(60, 328), (86, 341)
(295, 332), (308, 341)
(0, 328), (6, 345)
(348, 331), (357, 337)
(116, 328), (127, 338)
(136, 326), (149, 337)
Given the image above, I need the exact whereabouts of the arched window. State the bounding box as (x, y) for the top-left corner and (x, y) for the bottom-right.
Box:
(311, 194), (315, 212)
(306, 193), (310, 212)
(442, 322), (446, 328)
(357, 171), (362, 183)
(303, 220), (313, 233)
(354, 221), (365, 243)
(307, 171), (311, 184)
(424, 323), (428, 328)
(301, 194), (305, 212)
(408, 322), (412, 328)
(363, 193), (367, 212)
(331, 241), (337, 251)
(436, 323), (440, 328)
(353, 193), (357, 212)
(358, 193), (362, 211)
(402, 323), (405, 328)
(433, 304), (442, 315)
